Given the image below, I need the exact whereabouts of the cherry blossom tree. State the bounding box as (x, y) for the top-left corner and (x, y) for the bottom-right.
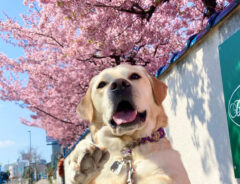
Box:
(0, 0), (231, 145)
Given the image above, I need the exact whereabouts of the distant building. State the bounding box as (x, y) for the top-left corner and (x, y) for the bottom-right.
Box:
(51, 144), (61, 169)
(4, 164), (17, 179)
(46, 136), (61, 169)
(35, 163), (48, 179)
(3, 158), (48, 180)
(3, 160), (28, 179)
(39, 159), (47, 165)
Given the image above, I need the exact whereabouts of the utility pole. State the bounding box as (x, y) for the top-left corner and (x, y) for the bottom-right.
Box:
(28, 130), (33, 184)
(28, 130), (32, 163)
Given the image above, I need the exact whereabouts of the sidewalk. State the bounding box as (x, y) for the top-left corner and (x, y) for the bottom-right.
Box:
(35, 179), (49, 184)
(6, 179), (28, 184)
(6, 179), (49, 184)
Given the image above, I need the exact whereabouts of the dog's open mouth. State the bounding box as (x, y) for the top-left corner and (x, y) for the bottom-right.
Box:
(110, 101), (146, 128)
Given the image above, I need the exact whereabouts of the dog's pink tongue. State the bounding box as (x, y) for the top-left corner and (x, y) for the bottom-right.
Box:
(113, 110), (137, 125)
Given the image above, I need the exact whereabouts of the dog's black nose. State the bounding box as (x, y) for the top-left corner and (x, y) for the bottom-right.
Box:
(110, 79), (131, 91)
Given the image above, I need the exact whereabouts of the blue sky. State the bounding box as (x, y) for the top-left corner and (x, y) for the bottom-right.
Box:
(0, 1), (52, 167)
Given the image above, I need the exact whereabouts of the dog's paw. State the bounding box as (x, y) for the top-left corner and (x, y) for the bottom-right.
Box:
(69, 140), (110, 184)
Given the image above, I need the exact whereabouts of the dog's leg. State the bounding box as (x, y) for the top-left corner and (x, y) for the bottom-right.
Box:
(68, 140), (110, 184)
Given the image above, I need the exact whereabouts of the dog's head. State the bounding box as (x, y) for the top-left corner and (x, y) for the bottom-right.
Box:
(77, 64), (168, 137)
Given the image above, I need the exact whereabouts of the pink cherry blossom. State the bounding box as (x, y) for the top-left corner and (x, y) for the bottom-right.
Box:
(0, 0), (231, 145)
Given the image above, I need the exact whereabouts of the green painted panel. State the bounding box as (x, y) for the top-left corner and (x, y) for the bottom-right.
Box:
(219, 29), (240, 178)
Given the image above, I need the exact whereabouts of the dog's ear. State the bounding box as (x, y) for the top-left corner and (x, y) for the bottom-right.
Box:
(151, 76), (168, 105)
(76, 87), (94, 122)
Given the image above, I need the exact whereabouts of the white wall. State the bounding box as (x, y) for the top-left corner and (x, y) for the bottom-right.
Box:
(161, 5), (240, 184)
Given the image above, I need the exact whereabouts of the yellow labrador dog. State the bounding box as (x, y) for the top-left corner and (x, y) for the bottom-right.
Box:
(69, 64), (190, 184)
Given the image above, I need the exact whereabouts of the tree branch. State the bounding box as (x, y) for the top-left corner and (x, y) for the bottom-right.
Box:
(202, 0), (216, 17)
(34, 32), (64, 47)
(90, 0), (169, 21)
(32, 106), (76, 125)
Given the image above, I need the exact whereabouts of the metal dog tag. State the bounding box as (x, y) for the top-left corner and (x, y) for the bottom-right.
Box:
(110, 160), (125, 174)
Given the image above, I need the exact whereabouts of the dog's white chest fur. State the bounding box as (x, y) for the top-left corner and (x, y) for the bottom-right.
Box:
(91, 138), (189, 184)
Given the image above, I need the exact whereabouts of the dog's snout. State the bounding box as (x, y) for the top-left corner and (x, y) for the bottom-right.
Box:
(108, 78), (132, 104)
(110, 79), (131, 91)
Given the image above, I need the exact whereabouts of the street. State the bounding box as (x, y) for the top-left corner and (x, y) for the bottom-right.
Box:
(6, 179), (49, 184)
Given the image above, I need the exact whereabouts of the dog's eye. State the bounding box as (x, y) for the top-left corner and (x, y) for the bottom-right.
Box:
(129, 73), (141, 80)
(97, 81), (107, 89)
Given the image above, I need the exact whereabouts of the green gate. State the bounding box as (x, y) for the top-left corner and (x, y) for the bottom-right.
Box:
(219, 29), (240, 178)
